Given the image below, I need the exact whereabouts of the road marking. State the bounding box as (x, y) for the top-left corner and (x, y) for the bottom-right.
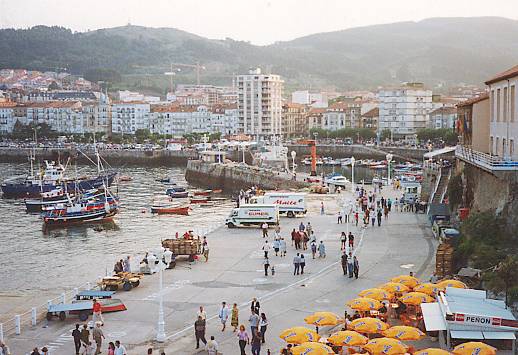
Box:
(400, 263), (414, 269)
(141, 280), (191, 301)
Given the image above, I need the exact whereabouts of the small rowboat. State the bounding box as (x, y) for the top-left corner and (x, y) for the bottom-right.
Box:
(118, 175), (133, 182)
(193, 189), (212, 196)
(151, 204), (190, 215)
(190, 197), (209, 204)
(170, 191), (189, 198)
(212, 189), (223, 194)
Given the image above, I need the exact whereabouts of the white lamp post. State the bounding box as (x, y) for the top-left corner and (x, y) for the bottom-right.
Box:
(156, 247), (167, 342)
(386, 153), (393, 186)
(291, 151), (296, 176)
(350, 156), (356, 193)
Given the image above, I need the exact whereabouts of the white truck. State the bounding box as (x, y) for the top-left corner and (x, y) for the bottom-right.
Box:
(251, 192), (307, 218)
(225, 204), (279, 228)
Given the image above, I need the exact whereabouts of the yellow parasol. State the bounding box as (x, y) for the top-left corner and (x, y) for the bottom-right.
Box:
(391, 275), (420, 288)
(380, 282), (410, 294)
(291, 342), (335, 355)
(348, 317), (389, 334)
(437, 279), (467, 290)
(415, 348), (452, 355)
(328, 330), (368, 346)
(347, 297), (382, 311)
(452, 342), (497, 355)
(399, 291), (434, 305)
(304, 312), (342, 327)
(363, 337), (409, 355)
(280, 326), (321, 344)
(414, 283), (439, 296)
(382, 325), (426, 340)
(359, 288), (394, 301)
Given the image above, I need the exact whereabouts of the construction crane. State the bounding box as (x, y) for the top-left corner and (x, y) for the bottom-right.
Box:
(296, 139), (317, 176)
(169, 62), (206, 85)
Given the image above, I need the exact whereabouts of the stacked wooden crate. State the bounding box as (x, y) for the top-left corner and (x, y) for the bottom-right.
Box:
(435, 243), (454, 278)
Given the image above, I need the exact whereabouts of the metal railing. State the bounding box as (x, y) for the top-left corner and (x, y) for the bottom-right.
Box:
(456, 146), (518, 171)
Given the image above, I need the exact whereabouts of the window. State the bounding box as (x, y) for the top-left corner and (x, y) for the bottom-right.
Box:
(497, 89), (501, 122)
(503, 138), (507, 157)
(511, 86), (516, 122)
(511, 139), (515, 158)
(496, 137), (500, 156)
(504, 87), (508, 122)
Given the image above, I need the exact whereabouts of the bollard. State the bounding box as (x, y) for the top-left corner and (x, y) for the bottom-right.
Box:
(15, 314), (21, 335)
(86, 281), (91, 290)
(31, 307), (37, 326)
(0, 323), (3, 342)
(60, 292), (66, 304)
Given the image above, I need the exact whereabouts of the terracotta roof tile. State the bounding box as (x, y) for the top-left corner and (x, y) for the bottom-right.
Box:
(456, 93), (489, 108)
(361, 107), (379, 118)
(485, 64), (518, 85)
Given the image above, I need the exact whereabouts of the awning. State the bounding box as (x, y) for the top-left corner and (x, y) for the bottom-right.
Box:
(424, 146), (457, 159)
(483, 331), (516, 340)
(422, 302), (447, 331)
(451, 330), (484, 339)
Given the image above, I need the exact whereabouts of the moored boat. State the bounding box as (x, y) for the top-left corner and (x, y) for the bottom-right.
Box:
(190, 197), (209, 204)
(193, 189), (212, 196)
(150, 204), (190, 215)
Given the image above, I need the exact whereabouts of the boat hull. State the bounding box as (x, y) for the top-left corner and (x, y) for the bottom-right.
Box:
(43, 209), (118, 226)
(151, 206), (189, 215)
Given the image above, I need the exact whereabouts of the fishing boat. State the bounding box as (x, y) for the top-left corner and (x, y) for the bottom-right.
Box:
(150, 204), (190, 215)
(193, 189), (212, 196)
(169, 191), (189, 198)
(156, 177), (175, 184)
(118, 175), (133, 182)
(212, 189), (223, 194)
(166, 187), (186, 195)
(190, 197), (209, 204)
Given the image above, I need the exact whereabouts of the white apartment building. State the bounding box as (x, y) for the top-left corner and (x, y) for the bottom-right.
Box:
(112, 102), (151, 135)
(378, 83), (433, 138)
(0, 102), (16, 134)
(236, 68), (283, 138)
(427, 107), (457, 129)
(486, 65), (518, 159)
(291, 90), (328, 108)
(322, 101), (361, 131)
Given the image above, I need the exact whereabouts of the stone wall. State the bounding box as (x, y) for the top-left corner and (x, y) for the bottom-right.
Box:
(185, 160), (310, 192)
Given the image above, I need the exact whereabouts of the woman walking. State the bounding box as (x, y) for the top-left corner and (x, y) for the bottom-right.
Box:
(237, 325), (249, 355)
(259, 313), (268, 343)
(107, 342), (115, 355)
(231, 303), (239, 332)
(300, 254), (306, 274)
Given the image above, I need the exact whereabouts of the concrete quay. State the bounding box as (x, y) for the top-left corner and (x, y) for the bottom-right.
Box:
(3, 186), (437, 355)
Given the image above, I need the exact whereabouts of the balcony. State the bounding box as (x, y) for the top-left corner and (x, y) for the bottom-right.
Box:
(456, 145), (518, 172)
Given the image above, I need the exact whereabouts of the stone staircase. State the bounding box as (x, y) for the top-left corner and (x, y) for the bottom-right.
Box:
(431, 166), (451, 204)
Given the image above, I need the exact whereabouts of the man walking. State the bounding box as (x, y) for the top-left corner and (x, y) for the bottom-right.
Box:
(318, 241), (326, 258)
(348, 232), (354, 250)
(114, 341), (126, 355)
(92, 299), (104, 326)
(249, 310), (260, 336)
(347, 253), (354, 278)
(341, 251), (348, 276)
(340, 232), (347, 250)
(194, 316), (207, 349)
(92, 322), (104, 355)
(337, 211), (343, 224)
(263, 256), (270, 276)
(219, 302), (229, 331)
(262, 240), (271, 258)
(261, 222), (269, 238)
(72, 324), (82, 355)
(353, 256), (360, 279)
(377, 209), (382, 227)
(206, 336), (219, 355)
(293, 253), (301, 275)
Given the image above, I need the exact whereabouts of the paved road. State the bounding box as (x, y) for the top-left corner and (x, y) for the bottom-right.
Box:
(5, 188), (437, 355)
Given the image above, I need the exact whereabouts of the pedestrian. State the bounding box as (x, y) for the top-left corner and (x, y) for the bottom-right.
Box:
(30, 348), (40, 355)
(41, 347), (49, 355)
(306, 222), (313, 235)
(203, 240), (210, 262)
(388, 198), (392, 212)
(259, 312), (268, 343)
(114, 341), (126, 355)
(92, 299), (104, 326)
(302, 231), (309, 250)
(249, 310), (260, 335)
(337, 211), (343, 224)
(92, 322), (105, 355)
(293, 253), (300, 275)
(81, 323), (90, 345)
(273, 238), (280, 256)
(198, 305), (207, 320)
(300, 254), (307, 274)
(107, 342), (115, 355)
(231, 303), (239, 332)
(294, 231), (301, 250)
(261, 222), (269, 238)
(354, 211), (359, 226)
(298, 222), (305, 232)
(251, 330), (262, 355)
(237, 325), (250, 355)
(320, 201), (325, 214)
(371, 213), (376, 226)
(279, 238), (287, 257)
(348, 232), (354, 249)
(377, 209), (382, 226)
(353, 256), (360, 279)
(218, 302), (229, 331)
(81, 341), (95, 355)
(251, 298), (260, 314)
(122, 255), (131, 272)
(147, 349), (153, 355)
(341, 251), (348, 276)
(384, 205), (389, 219)
(340, 232), (346, 250)
(262, 240), (271, 258)
(274, 224), (281, 239)
(263, 256), (270, 276)
(347, 253), (354, 278)
(310, 240), (317, 259)
(0, 341), (10, 355)
(206, 336), (219, 355)
(72, 324), (82, 355)
(194, 316), (207, 349)
(318, 241), (326, 258)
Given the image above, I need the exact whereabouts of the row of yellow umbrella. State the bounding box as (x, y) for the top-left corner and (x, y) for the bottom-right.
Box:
(388, 275), (467, 292)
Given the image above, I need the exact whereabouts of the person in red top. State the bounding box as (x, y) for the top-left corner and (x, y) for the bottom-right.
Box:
(92, 299), (104, 326)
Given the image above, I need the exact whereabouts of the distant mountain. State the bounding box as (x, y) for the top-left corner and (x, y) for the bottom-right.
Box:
(1, 17), (518, 92)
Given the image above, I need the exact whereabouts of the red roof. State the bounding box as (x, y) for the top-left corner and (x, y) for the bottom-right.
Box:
(361, 107), (379, 118)
(456, 93), (489, 108)
(485, 65), (518, 85)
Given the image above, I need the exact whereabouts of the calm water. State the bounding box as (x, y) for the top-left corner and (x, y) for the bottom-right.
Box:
(0, 163), (234, 294)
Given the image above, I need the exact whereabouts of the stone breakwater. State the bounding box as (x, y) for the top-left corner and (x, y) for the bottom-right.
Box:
(185, 160), (310, 192)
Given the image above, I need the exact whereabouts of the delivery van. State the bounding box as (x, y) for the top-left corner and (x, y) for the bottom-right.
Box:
(251, 192), (307, 218)
(225, 204), (279, 228)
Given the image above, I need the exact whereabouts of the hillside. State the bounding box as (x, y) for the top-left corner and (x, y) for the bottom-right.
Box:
(1, 17), (518, 92)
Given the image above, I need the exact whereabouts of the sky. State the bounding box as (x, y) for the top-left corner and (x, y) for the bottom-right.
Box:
(0, 0), (517, 45)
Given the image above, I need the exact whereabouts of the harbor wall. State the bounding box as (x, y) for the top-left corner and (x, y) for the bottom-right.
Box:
(185, 160), (310, 192)
(0, 148), (198, 166)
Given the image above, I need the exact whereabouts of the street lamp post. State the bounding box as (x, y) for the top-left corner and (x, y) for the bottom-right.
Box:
(155, 247), (172, 342)
(291, 151), (296, 177)
(386, 153), (393, 186)
(350, 156), (356, 194)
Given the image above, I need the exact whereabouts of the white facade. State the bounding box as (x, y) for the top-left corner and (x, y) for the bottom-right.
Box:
(236, 68), (283, 138)
(292, 90), (328, 108)
(322, 102), (361, 131)
(112, 102), (151, 135)
(487, 66), (518, 159)
(0, 103), (16, 134)
(378, 83), (433, 137)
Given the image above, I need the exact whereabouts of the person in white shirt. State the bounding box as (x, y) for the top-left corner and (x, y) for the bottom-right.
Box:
(0, 341), (11, 355)
(206, 336), (218, 355)
(261, 222), (269, 238)
(114, 341), (126, 355)
(197, 305), (207, 320)
(218, 302), (229, 331)
(262, 240), (271, 258)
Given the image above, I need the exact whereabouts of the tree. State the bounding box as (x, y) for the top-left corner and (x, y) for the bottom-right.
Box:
(209, 132), (222, 142)
(135, 129), (151, 143)
(380, 129), (392, 141)
(485, 256), (518, 307)
(48, 81), (59, 90)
